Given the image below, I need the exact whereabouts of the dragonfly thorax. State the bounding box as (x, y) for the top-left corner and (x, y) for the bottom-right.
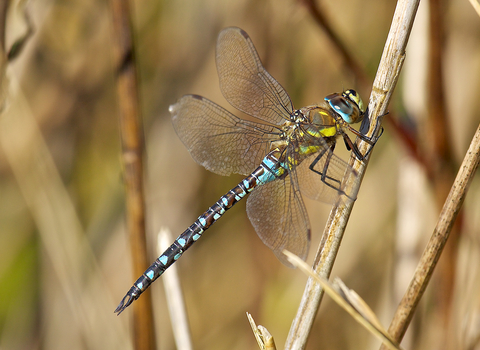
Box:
(277, 116), (304, 142)
(291, 109), (307, 123)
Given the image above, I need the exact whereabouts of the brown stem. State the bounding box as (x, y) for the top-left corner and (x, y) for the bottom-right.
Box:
(109, 0), (156, 349)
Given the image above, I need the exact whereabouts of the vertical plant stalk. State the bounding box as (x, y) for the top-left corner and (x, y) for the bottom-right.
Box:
(285, 0), (421, 349)
(109, 0), (156, 349)
(379, 124), (480, 347)
(424, 0), (459, 343)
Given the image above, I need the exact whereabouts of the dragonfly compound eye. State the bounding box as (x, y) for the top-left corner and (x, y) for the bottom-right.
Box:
(343, 89), (365, 115)
(325, 91), (364, 125)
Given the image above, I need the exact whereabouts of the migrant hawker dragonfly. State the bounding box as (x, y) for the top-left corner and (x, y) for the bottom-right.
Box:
(115, 27), (377, 315)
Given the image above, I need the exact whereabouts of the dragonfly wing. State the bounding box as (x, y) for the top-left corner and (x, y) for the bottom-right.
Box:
(246, 174), (310, 267)
(296, 146), (360, 204)
(171, 94), (279, 176)
(216, 27), (294, 125)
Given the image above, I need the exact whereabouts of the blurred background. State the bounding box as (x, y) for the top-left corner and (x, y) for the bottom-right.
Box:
(0, 0), (479, 349)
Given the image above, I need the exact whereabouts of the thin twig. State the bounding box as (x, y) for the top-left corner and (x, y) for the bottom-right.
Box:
(379, 123), (480, 348)
(285, 0), (421, 349)
(109, 0), (155, 349)
(300, 0), (371, 93)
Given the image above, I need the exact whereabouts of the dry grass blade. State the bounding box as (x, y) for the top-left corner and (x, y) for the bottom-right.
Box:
(284, 251), (404, 350)
(285, 0), (420, 349)
(0, 76), (129, 350)
(468, 0), (480, 17)
(379, 123), (480, 348)
(5, 0), (34, 61)
(247, 313), (277, 350)
(0, 3), (130, 349)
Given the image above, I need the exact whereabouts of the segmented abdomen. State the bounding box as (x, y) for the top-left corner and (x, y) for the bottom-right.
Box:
(114, 150), (283, 314)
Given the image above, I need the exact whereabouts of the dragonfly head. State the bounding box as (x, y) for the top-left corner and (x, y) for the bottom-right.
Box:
(324, 89), (365, 125)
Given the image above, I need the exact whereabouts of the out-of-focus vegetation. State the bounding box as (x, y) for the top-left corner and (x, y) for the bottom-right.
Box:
(0, 0), (479, 349)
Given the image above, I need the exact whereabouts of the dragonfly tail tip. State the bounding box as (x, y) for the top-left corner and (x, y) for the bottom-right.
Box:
(114, 294), (134, 315)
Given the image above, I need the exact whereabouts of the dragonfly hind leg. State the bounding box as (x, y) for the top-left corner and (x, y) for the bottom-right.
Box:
(308, 145), (351, 198)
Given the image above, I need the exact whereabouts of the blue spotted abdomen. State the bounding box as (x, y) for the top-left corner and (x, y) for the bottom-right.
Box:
(114, 150), (284, 314)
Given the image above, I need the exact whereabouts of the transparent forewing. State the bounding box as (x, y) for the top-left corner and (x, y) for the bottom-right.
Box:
(216, 27), (294, 126)
(246, 174), (310, 266)
(171, 95), (280, 176)
(295, 145), (360, 204)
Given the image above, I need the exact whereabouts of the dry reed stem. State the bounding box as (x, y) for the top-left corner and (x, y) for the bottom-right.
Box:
(109, 0), (155, 349)
(379, 123), (480, 348)
(285, 0), (421, 349)
(285, 252), (403, 350)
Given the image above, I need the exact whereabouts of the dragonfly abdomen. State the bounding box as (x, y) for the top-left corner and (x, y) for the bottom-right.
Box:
(114, 151), (282, 314)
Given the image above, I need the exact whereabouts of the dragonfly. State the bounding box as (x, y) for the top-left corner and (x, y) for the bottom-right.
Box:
(115, 27), (378, 315)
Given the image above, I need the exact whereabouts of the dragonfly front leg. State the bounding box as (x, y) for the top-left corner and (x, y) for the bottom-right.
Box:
(343, 118), (384, 161)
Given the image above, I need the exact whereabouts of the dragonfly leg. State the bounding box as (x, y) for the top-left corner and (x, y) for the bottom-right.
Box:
(308, 145), (344, 193)
(340, 131), (365, 161)
(361, 125), (384, 158)
(342, 115), (385, 161)
(348, 110), (385, 145)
